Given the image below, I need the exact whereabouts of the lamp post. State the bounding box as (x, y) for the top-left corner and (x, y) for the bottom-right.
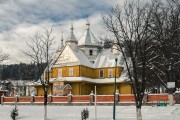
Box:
(113, 58), (118, 120)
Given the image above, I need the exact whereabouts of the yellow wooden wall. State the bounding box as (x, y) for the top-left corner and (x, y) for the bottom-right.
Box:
(36, 82), (132, 95)
(96, 84), (114, 95)
(80, 66), (93, 78)
(119, 83), (133, 94)
(50, 65), (122, 79)
(38, 65), (132, 95)
(51, 66), (80, 78)
(69, 82), (132, 95)
(93, 67), (122, 78)
(69, 82), (80, 95)
(36, 85), (52, 96)
(80, 83), (94, 95)
(69, 82), (93, 95)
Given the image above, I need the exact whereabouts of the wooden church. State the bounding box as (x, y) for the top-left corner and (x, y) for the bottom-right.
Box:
(33, 20), (132, 96)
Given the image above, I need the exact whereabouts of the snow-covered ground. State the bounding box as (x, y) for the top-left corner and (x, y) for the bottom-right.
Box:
(0, 104), (180, 120)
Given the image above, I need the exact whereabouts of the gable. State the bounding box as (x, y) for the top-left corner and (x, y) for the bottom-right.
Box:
(55, 45), (79, 65)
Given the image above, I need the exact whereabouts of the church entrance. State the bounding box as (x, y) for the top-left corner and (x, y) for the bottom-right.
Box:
(53, 81), (72, 96)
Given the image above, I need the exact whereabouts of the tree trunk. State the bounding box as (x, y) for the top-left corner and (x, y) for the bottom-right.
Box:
(44, 90), (48, 120)
(136, 107), (142, 120)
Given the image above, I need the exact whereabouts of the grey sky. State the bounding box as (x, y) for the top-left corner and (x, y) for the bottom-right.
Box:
(0, 0), (122, 64)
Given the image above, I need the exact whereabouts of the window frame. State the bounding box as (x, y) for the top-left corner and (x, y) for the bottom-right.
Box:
(99, 69), (104, 78)
(58, 68), (62, 77)
(89, 49), (93, 56)
(108, 69), (113, 78)
(69, 68), (74, 76)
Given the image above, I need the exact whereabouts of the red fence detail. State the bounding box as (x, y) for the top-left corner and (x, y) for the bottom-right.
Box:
(119, 95), (135, 102)
(148, 94), (168, 102)
(34, 96), (43, 102)
(18, 97), (31, 102)
(4, 97), (15, 102)
(97, 95), (114, 102)
(52, 96), (68, 102)
(72, 96), (90, 102)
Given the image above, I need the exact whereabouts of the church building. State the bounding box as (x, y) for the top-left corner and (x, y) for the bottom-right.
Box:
(34, 20), (132, 96)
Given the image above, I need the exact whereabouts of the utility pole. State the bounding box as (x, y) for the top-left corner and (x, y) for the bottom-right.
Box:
(113, 58), (118, 120)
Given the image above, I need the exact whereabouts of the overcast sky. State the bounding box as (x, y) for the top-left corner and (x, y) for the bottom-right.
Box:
(0, 0), (124, 64)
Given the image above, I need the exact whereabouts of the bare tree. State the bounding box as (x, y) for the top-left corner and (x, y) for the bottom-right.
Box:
(23, 27), (55, 120)
(150, 0), (180, 92)
(0, 48), (9, 63)
(102, 1), (157, 120)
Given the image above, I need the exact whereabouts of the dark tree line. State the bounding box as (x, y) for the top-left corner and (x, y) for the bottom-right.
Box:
(0, 63), (44, 81)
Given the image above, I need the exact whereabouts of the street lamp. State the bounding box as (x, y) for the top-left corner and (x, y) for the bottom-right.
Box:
(113, 58), (118, 120)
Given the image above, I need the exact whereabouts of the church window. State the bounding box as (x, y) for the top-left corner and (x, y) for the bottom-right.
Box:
(69, 68), (74, 76)
(89, 50), (93, 56)
(99, 69), (104, 78)
(58, 68), (62, 77)
(108, 69), (113, 77)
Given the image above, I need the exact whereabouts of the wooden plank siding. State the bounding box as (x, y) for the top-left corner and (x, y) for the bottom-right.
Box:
(50, 65), (122, 79)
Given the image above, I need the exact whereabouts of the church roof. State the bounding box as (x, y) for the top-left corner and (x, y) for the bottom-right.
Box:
(53, 44), (93, 68)
(66, 23), (78, 44)
(78, 20), (100, 47)
(93, 48), (124, 68)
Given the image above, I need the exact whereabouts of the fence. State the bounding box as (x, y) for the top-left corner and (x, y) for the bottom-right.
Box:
(0, 93), (176, 105)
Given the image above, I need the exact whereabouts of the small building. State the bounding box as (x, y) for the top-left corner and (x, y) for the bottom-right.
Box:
(33, 21), (132, 96)
(0, 80), (35, 96)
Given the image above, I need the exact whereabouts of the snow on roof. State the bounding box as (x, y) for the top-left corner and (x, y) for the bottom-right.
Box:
(78, 20), (100, 47)
(51, 76), (130, 84)
(72, 47), (93, 67)
(93, 48), (124, 68)
(53, 44), (93, 68)
(28, 81), (41, 86)
(78, 30), (100, 46)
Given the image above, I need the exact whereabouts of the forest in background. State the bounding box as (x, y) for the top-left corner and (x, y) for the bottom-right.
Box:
(0, 63), (38, 81)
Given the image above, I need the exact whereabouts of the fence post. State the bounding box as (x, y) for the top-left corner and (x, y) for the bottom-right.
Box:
(115, 90), (119, 104)
(31, 94), (34, 104)
(175, 88), (180, 104)
(68, 91), (72, 104)
(90, 91), (94, 105)
(143, 93), (148, 104)
(48, 94), (52, 104)
(1, 94), (4, 105)
(15, 95), (18, 104)
(168, 93), (174, 106)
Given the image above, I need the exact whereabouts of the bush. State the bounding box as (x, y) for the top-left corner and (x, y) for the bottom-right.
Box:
(81, 108), (89, 120)
(10, 105), (18, 120)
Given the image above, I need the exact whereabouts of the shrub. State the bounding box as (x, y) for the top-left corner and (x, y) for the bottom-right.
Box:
(10, 105), (18, 120)
(81, 108), (89, 120)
